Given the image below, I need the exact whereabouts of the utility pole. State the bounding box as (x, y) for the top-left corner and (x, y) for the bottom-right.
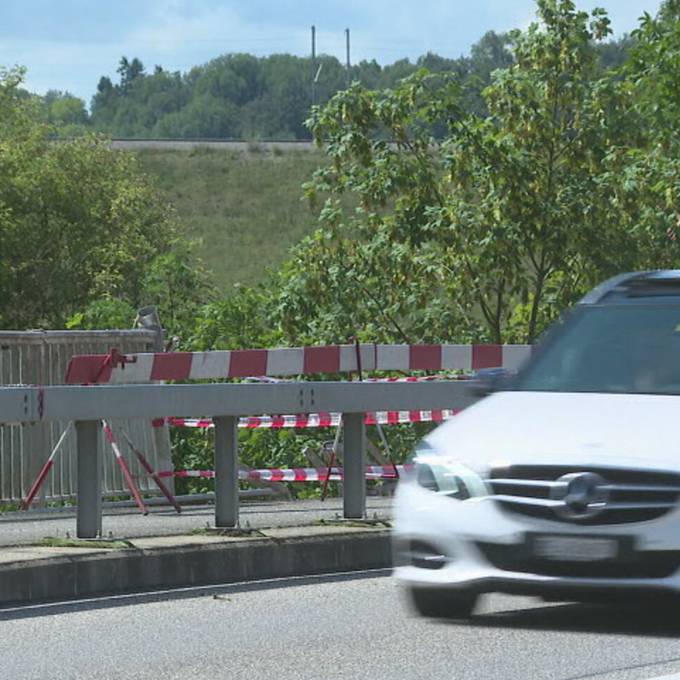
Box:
(311, 25), (317, 107)
(345, 27), (351, 88)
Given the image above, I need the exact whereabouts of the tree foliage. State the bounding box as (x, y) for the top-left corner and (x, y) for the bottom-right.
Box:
(607, 0), (680, 267)
(628, 0), (680, 146)
(267, 0), (680, 346)
(83, 33), (628, 140)
(42, 90), (88, 129)
(0, 67), (211, 333)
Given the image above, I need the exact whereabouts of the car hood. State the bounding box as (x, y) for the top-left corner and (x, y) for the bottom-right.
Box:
(426, 390), (680, 472)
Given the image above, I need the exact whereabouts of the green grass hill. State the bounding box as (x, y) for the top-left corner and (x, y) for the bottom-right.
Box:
(135, 147), (325, 292)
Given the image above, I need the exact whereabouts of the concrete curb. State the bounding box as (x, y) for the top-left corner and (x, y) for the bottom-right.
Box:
(0, 529), (392, 606)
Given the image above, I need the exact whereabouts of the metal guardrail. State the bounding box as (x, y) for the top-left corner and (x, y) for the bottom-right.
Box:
(0, 380), (479, 538)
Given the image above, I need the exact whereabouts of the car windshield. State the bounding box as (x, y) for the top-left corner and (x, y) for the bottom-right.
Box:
(515, 303), (680, 395)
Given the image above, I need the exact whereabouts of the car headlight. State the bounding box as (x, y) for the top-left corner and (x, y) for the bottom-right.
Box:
(408, 441), (490, 500)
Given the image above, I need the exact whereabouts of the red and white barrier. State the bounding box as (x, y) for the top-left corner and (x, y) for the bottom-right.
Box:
(159, 465), (412, 482)
(103, 420), (149, 515)
(64, 343), (531, 384)
(21, 423), (72, 510)
(22, 420), (182, 515)
(167, 409), (459, 430)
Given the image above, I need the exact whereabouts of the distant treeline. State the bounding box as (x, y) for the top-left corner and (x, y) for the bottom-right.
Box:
(40, 31), (632, 140)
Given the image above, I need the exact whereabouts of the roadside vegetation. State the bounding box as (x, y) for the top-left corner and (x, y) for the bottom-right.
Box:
(0, 67), (210, 335)
(189, 0), (680, 350)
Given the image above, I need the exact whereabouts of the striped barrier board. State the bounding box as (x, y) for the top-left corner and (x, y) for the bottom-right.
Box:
(168, 409), (459, 430)
(158, 465), (413, 482)
(64, 343), (531, 384)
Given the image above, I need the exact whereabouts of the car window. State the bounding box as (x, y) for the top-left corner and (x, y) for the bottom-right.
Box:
(515, 304), (680, 395)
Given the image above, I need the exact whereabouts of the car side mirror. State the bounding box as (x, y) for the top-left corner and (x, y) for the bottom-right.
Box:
(470, 368), (513, 397)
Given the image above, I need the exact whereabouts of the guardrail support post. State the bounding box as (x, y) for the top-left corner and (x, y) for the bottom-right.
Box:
(214, 416), (239, 527)
(343, 412), (366, 519)
(76, 420), (102, 538)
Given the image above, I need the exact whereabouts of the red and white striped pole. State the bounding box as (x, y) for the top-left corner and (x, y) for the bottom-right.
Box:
(102, 420), (148, 515)
(119, 428), (182, 514)
(321, 418), (343, 501)
(21, 422), (72, 510)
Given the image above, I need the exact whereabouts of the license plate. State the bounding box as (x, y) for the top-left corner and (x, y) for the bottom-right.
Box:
(530, 535), (619, 562)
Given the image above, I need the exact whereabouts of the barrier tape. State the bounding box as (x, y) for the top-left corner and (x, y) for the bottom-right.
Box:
(167, 409), (459, 430)
(366, 375), (468, 382)
(65, 343), (531, 384)
(158, 465), (413, 482)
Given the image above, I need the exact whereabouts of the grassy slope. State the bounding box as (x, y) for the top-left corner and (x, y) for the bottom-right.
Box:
(135, 147), (325, 292)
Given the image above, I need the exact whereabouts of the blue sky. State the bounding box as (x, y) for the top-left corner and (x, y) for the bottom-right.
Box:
(0, 0), (661, 104)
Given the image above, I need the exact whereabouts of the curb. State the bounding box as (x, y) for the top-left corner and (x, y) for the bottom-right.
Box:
(0, 529), (392, 607)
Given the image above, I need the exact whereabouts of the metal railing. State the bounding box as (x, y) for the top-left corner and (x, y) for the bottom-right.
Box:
(0, 330), (171, 503)
(0, 380), (478, 537)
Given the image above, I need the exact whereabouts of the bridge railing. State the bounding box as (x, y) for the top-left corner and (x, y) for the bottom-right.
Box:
(0, 380), (479, 538)
(0, 330), (170, 504)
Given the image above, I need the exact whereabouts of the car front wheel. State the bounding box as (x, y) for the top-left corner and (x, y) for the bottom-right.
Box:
(407, 586), (479, 619)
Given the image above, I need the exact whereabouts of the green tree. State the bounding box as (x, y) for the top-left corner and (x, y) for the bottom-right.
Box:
(272, 0), (679, 346)
(117, 56), (145, 94)
(0, 66), (211, 331)
(596, 34), (635, 70)
(628, 0), (680, 146)
(602, 0), (680, 269)
(43, 90), (89, 126)
(191, 284), (281, 350)
(84, 37), (516, 141)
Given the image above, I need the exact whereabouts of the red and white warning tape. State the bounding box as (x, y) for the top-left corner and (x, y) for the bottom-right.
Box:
(366, 375), (470, 382)
(65, 343), (531, 384)
(158, 465), (412, 482)
(167, 409), (459, 430)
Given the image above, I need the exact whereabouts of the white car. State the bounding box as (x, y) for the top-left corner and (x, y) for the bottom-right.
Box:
(393, 270), (680, 617)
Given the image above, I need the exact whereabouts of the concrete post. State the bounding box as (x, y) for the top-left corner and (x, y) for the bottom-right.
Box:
(343, 412), (366, 519)
(214, 416), (239, 527)
(76, 420), (102, 538)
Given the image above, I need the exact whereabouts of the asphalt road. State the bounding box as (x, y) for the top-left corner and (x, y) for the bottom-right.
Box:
(0, 497), (392, 546)
(3, 572), (680, 680)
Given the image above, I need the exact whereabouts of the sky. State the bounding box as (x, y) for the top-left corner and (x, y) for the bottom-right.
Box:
(0, 0), (662, 104)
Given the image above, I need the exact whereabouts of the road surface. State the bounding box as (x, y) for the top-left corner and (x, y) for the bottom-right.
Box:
(3, 571), (680, 680)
